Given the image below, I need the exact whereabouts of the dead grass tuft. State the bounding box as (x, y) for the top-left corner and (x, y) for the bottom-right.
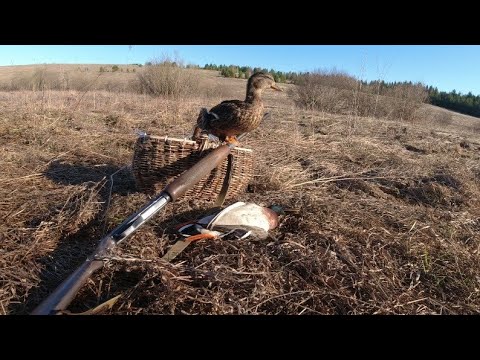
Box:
(1, 71), (480, 314)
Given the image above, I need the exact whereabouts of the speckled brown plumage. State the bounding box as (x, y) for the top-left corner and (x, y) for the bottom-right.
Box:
(193, 72), (282, 143)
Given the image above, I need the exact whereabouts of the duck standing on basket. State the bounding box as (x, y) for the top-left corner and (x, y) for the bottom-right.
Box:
(192, 72), (283, 145)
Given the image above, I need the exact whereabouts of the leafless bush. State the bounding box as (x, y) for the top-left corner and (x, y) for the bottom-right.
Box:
(381, 83), (429, 121)
(0, 61), (205, 98)
(136, 57), (200, 98)
(470, 120), (480, 134)
(289, 69), (356, 113)
(0, 68), (101, 92)
(31, 68), (62, 90)
(67, 73), (94, 91)
(433, 111), (453, 127)
(290, 69), (428, 121)
(0, 74), (28, 91)
(0, 68), (62, 91)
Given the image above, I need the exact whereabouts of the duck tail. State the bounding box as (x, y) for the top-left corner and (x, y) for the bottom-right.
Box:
(193, 108), (210, 141)
(192, 125), (203, 141)
(196, 108), (209, 129)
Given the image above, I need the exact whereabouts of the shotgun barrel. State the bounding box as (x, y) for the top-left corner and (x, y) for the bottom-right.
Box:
(31, 138), (241, 315)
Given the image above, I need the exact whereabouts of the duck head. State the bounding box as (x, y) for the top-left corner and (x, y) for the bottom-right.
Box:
(246, 72), (283, 100)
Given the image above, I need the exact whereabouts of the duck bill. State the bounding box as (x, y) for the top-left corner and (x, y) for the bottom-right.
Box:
(270, 84), (283, 92)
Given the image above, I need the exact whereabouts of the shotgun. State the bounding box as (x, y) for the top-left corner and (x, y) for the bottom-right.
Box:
(31, 136), (244, 315)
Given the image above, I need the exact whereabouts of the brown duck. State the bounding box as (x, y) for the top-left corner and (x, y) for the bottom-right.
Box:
(193, 72), (283, 144)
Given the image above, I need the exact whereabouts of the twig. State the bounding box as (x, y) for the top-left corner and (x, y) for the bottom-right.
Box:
(0, 173), (43, 184)
(0, 301), (6, 315)
(72, 73), (103, 113)
(289, 175), (405, 188)
(102, 165), (129, 234)
(97, 255), (153, 263)
(247, 290), (319, 312)
(230, 270), (273, 276)
(394, 297), (428, 308)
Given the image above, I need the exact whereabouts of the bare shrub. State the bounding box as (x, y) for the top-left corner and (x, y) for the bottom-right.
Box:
(0, 74), (31, 91)
(0, 65), (144, 94)
(0, 68), (63, 91)
(0, 67), (101, 92)
(433, 111), (453, 127)
(136, 57), (200, 98)
(290, 69), (428, 122)
(470, 120), (480, 134)
(31, 68), (61, 91)
(289, 69), (356, 113)
(382, 83), (429, 121)
(67, 73), (94, 91)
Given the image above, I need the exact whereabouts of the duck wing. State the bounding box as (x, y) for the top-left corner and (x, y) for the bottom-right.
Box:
(207, 101), (249, 128)
(220, 99), (244, 105)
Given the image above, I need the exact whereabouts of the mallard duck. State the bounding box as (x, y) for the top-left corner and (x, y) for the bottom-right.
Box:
(176, 202), (283, 241)
(193, 72), (283, 144)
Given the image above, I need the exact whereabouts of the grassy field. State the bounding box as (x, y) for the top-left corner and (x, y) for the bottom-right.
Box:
(1, 65), (480, 315)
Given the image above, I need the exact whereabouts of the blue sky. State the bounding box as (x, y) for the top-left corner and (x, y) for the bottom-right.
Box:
(0, 45), (479, 95)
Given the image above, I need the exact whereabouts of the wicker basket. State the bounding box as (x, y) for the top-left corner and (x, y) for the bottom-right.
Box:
(131, 135), (254, 203)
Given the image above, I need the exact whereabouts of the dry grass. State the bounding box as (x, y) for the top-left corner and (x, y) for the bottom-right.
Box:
(0, 64), (140, 92)
(1, 68), (480, 315)
(0, 64), (241, 101)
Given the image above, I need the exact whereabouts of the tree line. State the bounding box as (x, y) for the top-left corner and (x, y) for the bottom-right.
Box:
(360, 80), (480, 118)
(426, 86), (480, 118)
(203, 63), (299, 83)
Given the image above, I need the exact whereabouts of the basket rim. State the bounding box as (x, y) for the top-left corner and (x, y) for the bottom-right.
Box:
(144, 135), (254, 153)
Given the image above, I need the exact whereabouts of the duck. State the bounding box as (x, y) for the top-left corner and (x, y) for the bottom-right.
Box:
(176, 202), (284, 242)
(192, 72), (283, 145)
